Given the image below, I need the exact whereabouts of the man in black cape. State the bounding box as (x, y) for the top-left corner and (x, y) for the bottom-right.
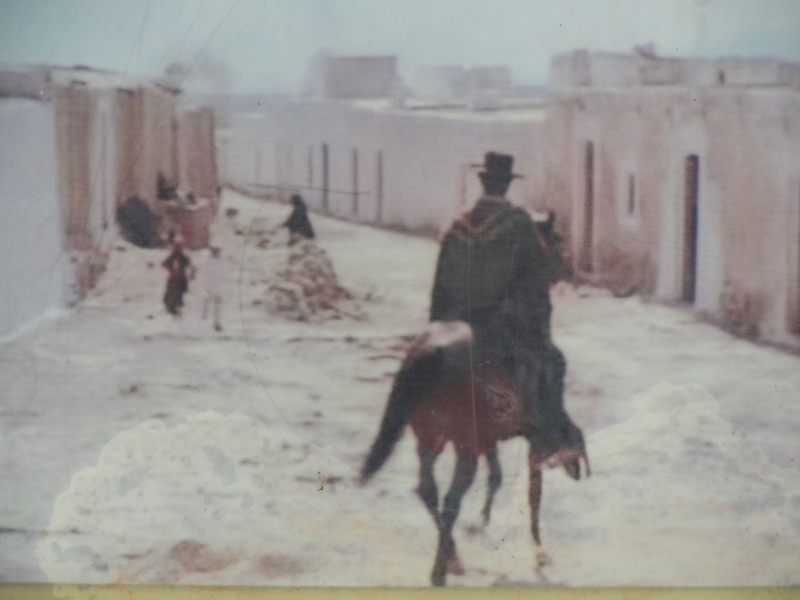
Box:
(283, 194), (315, 245)
(430, 152), (581, 458)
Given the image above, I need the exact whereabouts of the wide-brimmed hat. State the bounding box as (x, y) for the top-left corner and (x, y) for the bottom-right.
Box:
(471, 152), (524, 179)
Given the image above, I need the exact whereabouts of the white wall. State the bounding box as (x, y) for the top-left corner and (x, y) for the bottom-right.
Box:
(226, 101), (546, 234)
(0, 99), (69, 338)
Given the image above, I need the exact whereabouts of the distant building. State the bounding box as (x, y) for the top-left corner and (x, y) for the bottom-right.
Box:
(222, 48), (800, 344)
(224, 97), (545, 235)
(412, 66), (469, 103)
(0, 64), (218, 337)
(411, 65), (518, 109)
(306, 55), (402, 100)
(546, 48), (800, 342)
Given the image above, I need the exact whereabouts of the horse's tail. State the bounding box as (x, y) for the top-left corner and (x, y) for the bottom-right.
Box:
(360, 348), (445, 482)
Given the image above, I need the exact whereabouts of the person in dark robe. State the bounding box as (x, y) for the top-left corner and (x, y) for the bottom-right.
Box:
(430, 151), (581, 459)
(162, 242), (191, 315)
(283, 194), (315, 245)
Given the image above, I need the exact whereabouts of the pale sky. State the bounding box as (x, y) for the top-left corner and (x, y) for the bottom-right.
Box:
(1, 0), (800, 94)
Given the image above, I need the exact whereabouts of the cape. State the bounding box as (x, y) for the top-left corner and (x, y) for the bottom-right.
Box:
(429, 197), (552, 345)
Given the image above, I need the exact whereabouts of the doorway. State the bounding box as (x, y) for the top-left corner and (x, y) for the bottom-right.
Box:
(682, 155), (700, 303)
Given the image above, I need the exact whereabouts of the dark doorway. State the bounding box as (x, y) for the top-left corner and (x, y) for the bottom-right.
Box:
(628, 174), (636, 216)
(579, 141), (595, 272)
(682, 154), (700, 303)
(322, 143), (329, 213)
(376, 151), (384, 224)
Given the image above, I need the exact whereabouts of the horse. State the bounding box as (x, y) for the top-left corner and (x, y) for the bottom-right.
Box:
(358, 211), (589, 586)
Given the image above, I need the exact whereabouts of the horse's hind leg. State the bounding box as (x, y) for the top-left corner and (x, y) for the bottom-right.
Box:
(431, 453), (477, 586)
(528, 452), (544, 545)
(416, 445), (440, 524)
(481, 444), (502, 525)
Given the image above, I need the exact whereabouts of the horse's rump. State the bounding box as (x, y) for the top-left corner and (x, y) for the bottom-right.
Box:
(410, 356), (526, 457)
(404, 321), (473, 362)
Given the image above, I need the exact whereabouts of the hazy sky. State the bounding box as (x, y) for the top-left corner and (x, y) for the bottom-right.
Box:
(1, 0), (800, 94)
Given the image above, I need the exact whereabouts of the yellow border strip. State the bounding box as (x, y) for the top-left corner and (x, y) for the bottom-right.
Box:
(1, 586), (800, 600)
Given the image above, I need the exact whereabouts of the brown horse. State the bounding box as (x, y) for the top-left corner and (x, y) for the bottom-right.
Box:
(359, 324), (589, 586)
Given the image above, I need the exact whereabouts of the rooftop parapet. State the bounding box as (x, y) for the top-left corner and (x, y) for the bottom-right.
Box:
(550, 48), (800, 90)
(0, 64), (144, 100)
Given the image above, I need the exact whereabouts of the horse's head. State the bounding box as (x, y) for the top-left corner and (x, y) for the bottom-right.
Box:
(530, 418), (591, 481)
(533, 210), (572, 285)
(549, 423), (591, 481)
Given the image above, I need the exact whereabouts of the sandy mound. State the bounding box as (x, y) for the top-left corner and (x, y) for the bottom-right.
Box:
(527, 382), (800, 586)
(36, 411), (429, 586)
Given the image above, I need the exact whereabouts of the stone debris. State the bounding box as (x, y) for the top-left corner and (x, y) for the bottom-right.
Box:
(263, 240), (366, 322)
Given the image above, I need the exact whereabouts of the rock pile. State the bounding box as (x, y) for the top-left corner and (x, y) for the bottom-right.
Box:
(263, 241), (366, 322)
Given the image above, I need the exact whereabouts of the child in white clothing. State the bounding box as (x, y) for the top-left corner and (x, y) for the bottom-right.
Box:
(203, 246), (225, 331)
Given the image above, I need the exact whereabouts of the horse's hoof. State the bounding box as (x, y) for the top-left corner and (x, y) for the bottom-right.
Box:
(535, 550), (551, 568)
(446, 555), (465, 575)
(431, 570), (446, 587)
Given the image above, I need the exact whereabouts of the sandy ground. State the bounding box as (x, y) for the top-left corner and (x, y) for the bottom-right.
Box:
(2, 189), (799, 586)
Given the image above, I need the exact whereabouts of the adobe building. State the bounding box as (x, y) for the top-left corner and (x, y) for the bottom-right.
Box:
(0, 64), (218, 338)
(546, 49), (800, 342)
(221, 49), (800, 344)
(224, 55), (548, 235)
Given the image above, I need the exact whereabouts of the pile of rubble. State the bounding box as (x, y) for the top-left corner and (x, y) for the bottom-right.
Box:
(263, 240), (366, 322)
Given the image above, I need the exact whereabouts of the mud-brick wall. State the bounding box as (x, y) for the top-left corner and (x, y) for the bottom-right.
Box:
(54, 85), (94, 251)
(114, 88), (145, 204)
(179, 107), (218, 202)
(226, 101), (546, 235)
(85, 89), (118, 250)
(545, 85), (800, 341)
(544, 89), (669, 294)
(53, 86), (119, 299)
(702, 89), (800, 339)
(540, 99), (578, 253)
(142, 88), (179, 208)
(115, 88), (179, 209)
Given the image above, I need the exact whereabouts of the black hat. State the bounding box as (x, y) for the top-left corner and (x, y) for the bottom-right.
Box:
(472, 152), (523, 179)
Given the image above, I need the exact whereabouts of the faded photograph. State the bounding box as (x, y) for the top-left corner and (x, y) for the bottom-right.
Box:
(1, 0), (800, 589)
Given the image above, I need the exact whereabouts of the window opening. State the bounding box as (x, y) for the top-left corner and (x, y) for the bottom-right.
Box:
(628, 174), (636, 216)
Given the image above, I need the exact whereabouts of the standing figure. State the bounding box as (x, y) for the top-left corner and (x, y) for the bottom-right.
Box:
(203, 246), (224, 331)
(162, 242), (191, 316)
(283, 194), (315, 245)
(430, 151), (580, 457)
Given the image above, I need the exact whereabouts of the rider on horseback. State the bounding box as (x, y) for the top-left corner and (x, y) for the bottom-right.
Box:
(430, 152), (582, 462)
